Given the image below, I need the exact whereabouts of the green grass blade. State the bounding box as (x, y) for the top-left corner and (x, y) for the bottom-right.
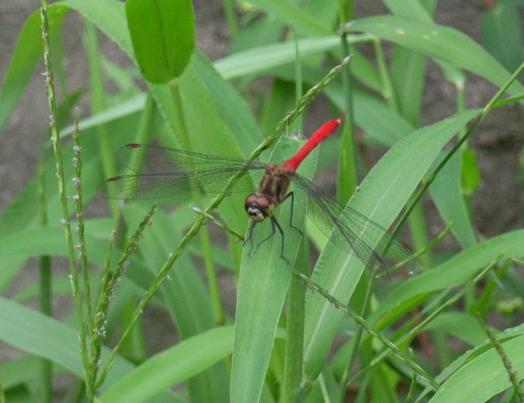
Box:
(192, 52), (262, 154)
(0, 298), (161, 397)
(430, 334), (524, 403)
(64, 0), (131, 55)
(370, 229), (524, 328)
(303, 109), (479, 379)
(481, 4), (524, 72)
(422, 312), (486, 346)
(347, 15), (524, 97)
(0, 4), (68, 132)
(215, 36), (370, 80)
(99, 327), (234, 403)
(430, 152), (477, 247)
(0, 225), (110, 266)
(230, 139), (317, 403)
(126, 0), (195, 83)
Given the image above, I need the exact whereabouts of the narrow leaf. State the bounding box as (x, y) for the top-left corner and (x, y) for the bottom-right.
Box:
(99, 327), (234, 403)
(0, 4), (68, 131)
(348, 15), (524, 97)
(303, 109), (479, 379)
(126, 0), (195, 83)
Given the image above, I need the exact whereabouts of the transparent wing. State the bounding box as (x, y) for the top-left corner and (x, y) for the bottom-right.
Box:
(103, 144), (266, 200)
(291, 173), (409, 266)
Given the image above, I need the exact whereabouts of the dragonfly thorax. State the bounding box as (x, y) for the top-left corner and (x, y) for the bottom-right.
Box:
(244, 164), (294, 222)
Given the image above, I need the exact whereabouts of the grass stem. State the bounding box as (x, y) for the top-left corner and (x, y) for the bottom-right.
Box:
(39, 0), (92, 397)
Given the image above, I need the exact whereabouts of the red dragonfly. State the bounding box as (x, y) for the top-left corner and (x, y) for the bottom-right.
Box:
(105, 119), (407, 265)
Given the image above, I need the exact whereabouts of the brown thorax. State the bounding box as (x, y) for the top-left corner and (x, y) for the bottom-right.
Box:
(244, 164), (294, 222)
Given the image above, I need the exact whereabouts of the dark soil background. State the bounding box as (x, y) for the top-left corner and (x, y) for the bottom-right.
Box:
(0, 0), (523, 390)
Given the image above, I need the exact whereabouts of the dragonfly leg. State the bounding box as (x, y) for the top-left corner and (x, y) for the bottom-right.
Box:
(245, 221), (257, 256)
(253, 218), (276, 253)
(281, 191), (304, 236)
(251, 217), (289, 264)
(272, 216), (289, 264)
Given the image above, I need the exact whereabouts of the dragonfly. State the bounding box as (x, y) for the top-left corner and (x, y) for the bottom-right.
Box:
(105, 119), (408, 265)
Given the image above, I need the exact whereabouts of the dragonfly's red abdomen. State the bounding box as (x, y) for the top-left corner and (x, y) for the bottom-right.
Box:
(283, 118), (341, 171)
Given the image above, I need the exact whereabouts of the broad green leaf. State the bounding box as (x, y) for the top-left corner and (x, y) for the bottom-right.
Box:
(65, 0), (131, 56)
(391, 47), (427, 126)
(303, 109), (479, 379)
(260, 79), (297, 135)
(13, 273), (95, 302)
(230, 138), (317, 403)
(0, 298), (123, 389)
(430, 151), (477, 247)
(481, 4), (524, 73)
(0, 296), (181, 402)
(347, 15), (524, 97)
(99, 327), (234, 403)
(0, 4), (68, 132)
(430, 334), (524, 402)
(415, 324), (524, 403)
(422, 312), (485, 346)
(230, 17), (284, 53)
(62, 95), (144, 136)
(0, 357), (49, 389)
(192, 52), (261, 155)
(370, 229), (524, 328)
(126, 0), (195, 83)
(388, 0), (437, 127)
(221, 37), (382, 94)
(214, 35), (371, 80)
(434, 324), (524, 380)
(0, 226), (107, 266)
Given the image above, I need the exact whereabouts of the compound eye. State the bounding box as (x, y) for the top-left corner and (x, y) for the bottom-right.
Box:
(245, 194), (257, 205)
(256, 195), (271, 209)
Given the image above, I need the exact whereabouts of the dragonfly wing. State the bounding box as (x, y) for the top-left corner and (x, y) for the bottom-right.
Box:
(104, 144), (266, 200)
(290, 173), (409, 265)
(116, 143), (265, 173)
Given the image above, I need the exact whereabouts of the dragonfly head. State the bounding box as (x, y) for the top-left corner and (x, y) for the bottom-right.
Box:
(245, 193), (273, 222)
